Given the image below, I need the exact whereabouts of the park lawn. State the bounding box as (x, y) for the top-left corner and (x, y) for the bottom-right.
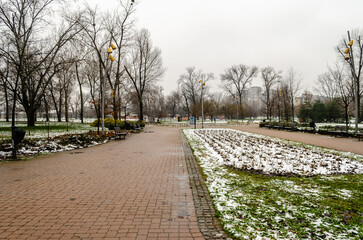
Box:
(0, 121), (93, 139)
(184, 129), (362, 240)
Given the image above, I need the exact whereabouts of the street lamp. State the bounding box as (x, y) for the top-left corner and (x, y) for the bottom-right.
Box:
(342, 31), (360, 134)
(150, 97), (154, 122)
(124, 105), (127, 126)
(100, 43), (116, 135)
(234, 96), (238, 122)
(199, 79), (206, 128)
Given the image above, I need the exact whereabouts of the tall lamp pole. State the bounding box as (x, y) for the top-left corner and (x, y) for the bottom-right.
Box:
(199, 79), (206, 128)
(235, 96), (238, 122)
(342, 31), (361, 134)
(102, 43), (116, 135)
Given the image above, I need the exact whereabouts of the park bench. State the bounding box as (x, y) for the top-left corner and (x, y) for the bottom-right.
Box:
(356, 132), (363, 141)
(327, 125), (349, 137)
(273, 122), (284, 130)
(134, 124), (142, 133)
(284, 122), (297, 131)
(266, 122), (274, 129)
(114, 127), (127, 140)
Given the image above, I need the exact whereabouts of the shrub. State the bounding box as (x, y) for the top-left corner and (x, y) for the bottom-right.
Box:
(259, 122), (268, 128)
(90, 118), (145, 130)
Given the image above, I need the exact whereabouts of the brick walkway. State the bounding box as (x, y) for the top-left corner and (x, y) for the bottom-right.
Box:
(0, 127), (204, 239)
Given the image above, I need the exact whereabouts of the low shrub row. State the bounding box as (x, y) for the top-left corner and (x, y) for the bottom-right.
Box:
(89, 118), (145, 131)
(259, 121), (362, 138)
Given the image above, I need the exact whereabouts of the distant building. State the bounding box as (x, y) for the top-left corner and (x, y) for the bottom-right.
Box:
(245, 86), (263, 109)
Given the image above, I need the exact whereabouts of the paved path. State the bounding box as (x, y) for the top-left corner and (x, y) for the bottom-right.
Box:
(227, 124), (363, 155)
(0, 127), (203, 240)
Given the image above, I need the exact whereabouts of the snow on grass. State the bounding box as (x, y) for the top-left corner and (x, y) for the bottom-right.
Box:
(184, 128), (363, 240)
(0, 132), (108, 161)
(0, 122), (93, 139)
(192, 129), (362, 176)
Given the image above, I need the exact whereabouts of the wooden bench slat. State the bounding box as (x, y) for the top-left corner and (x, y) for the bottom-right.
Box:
(114, 127), (127, 140)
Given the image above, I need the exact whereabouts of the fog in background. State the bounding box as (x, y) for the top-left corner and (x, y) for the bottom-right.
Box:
(89, 0), (363, 94)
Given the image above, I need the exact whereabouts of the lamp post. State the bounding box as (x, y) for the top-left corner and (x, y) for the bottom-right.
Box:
(199, 79), (206, 128)
(343, 31), (360, 134)
(235, 96), (238, 122)
(277, 80), (282, 122)
(150, 97), (154, 122)
(124, 105), (127, 126)
(101, 43), (116, 135)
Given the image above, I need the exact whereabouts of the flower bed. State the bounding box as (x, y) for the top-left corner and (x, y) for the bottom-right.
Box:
(184, 129), (363, 239)
(0, 132), (110, 161)
(191, 129), (362, 176)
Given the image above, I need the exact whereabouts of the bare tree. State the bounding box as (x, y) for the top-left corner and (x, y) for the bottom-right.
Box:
(329, 64), (354, 126)
(166, 90), (181, 119)
(0, 57), (11, 122)
(261, 66), (281, 121)
(337, 30), (363, 133)
(316, 72), (339, 101)
(85, 58), (102, 133)
(220, 64), (258, 119)
(178, 67), (214, 118)
(284, 67), (301, 121)
(178, 67), (200, 117)
(124, 29), (164, 122)
(49, 70), (64, 122)
(0, 0), (82, 126)
(280, 82), (292, 121)
(180, 85), (190, 119)
(106, 1), (136, 121)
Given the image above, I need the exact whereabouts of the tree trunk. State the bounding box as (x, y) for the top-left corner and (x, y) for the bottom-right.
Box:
(239, 98), (244, 120)
(291, 98), (295, 122)
(43, 96), (50, 122)
(4, 84), (9, 122)
(75, 63), (84, 123)
(345, 103), (349, 127)
(112, 93), (118, 120)
(79, 88), (84, 123)
(65, 93), (69, 122)
(138, 98), (144, 122)
(358, 90), (361, 123)
(26, 108), (36, 127)
(57, 93), (62, 122)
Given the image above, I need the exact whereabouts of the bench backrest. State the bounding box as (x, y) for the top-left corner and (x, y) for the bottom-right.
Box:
(114, 126), (121, 133)
(341, 126), (349, 131)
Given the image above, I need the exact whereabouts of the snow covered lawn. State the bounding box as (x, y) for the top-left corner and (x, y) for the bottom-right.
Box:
(184, 128), (363, 240)
(0, 132), (109, 161)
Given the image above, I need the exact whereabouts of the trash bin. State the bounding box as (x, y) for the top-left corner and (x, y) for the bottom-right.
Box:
(13, 127), (26, 146)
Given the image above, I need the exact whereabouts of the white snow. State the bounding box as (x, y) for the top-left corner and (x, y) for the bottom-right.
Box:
(183, 128), (362, 240)
(188, 129), (363, 176)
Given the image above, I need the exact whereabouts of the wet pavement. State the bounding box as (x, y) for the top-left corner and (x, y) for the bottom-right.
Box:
(0, 126), (203, 240)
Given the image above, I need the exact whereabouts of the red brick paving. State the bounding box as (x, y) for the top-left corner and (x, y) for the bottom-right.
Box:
(0, 126), (203, 239)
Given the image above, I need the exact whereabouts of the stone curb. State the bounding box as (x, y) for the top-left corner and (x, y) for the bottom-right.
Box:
(181, 131), (232, 240)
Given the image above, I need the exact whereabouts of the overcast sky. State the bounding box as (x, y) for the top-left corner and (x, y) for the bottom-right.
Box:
(94, 0), (363, 95)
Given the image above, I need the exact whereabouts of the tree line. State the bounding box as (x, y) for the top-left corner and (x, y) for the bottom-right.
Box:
(0, 1), (362, 128)
(0, 0), (164, 127)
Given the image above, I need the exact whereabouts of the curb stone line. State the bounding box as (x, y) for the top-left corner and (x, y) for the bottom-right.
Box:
(181, 131), (232, 240)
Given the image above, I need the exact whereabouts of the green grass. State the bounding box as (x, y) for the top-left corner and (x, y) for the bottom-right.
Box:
(220, 169), (362, 239)
(0, 121), (93, 138)
(184, 129), (363, 239)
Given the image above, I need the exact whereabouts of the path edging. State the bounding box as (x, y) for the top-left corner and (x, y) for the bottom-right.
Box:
(181, 130), (232, 240)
